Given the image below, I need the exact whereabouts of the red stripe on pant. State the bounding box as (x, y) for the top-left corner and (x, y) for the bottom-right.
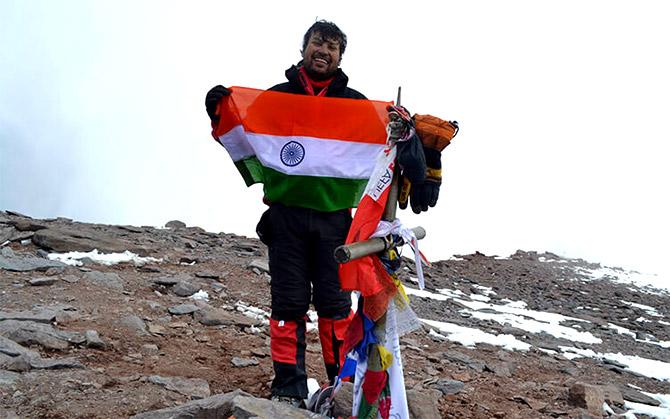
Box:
(270, 318), (308, 398)
(318, 310), (354, 381)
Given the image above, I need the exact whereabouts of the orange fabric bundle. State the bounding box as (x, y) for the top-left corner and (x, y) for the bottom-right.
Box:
(414, 114), (458, 151)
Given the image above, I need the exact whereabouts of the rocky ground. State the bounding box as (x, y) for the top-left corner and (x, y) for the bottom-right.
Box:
(1, 210), (669, 418)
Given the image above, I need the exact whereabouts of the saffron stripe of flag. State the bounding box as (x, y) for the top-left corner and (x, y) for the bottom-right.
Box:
(212, 87), (392, 212)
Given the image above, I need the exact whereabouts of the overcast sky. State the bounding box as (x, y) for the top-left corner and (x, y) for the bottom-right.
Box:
(1, 1), (669, 277)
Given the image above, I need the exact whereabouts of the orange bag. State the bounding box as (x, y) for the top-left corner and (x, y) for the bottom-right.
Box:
(414, 114), (459, 151)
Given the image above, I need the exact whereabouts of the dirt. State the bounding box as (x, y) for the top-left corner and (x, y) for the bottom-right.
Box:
(1, 212), (669, 418)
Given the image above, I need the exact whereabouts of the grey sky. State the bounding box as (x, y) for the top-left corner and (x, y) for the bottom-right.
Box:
(1, 0), (669, 276)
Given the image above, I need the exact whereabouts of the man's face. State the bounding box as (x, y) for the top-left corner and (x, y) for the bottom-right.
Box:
(302, 32), (341, 80)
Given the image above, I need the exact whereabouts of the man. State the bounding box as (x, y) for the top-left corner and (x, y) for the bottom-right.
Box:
(206, 20), (363, 406)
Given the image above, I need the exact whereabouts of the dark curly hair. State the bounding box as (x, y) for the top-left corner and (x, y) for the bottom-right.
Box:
(301, 20), (347, 57)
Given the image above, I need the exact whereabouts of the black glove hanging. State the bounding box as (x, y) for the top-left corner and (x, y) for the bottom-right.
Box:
(409, 147), (442, 213)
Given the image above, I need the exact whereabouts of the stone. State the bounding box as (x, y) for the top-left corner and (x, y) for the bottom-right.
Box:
(148, 324), (167, 335)
(568, 383), (605, 416)
(165, 220), (186, 229)
(248, 259), (269, 273)
(146, 375), (211, 399)
(406, 388), (442, 419)
(84, 271), (124, 290)
(600, 384), (624, 407)
(195, 271), (220, 279)
(168, 304), (200, 315)
(619, 385), (661, 406)
(0, 320), (85, 350)
(85, 330), (107, 349)
(153, 273), (190, 286)
(29, 356), (84, 369)
(231, 357), (259, 367)
(173, 281), (200, 297)
(62, 275), (79, 283)
(130, 389), (323, 419)
(195, 308), (258, 327)
(331, 381), (354, 418)
(32, 227), (153, 256)
(432, 378), (465, 395)
(9, 219), (47, 231)
(120, 315), (148, 336)
(0, 252), (66, 272)
(0, 370), (21, 388)
(27, 277), (56, 286)
(141, 344), (160, 354)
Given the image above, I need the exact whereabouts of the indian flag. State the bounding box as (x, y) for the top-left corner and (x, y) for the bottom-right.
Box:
(212, 87), (392, 212)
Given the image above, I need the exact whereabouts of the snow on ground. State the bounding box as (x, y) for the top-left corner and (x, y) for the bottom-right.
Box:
(405, 285), (602, 344)
(579, 266), (669, 295)
(558, 346), (670, 381)
(621, 300), (663, 317)
(48, 249), (161, 266)
(623, 391), (670, 418)
(235, 301), (270, 326)
(422, 319), (531, 351)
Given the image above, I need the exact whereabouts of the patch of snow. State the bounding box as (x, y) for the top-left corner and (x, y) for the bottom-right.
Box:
(660, 320), (670, 326)
(421, 319), (531, 351)
(190, 290), (208, 301)
(405, 287), (449, 301)
(235, 301), (270, 325)
(471, 284), (496, 296)
(581, 266), (669, 294)
(622, 300), (663, 317)
(559, 347), (670, 381)
(608, 323), (636, 339)
(469, 294), (491, 302)
(636, 317), (651, 323)
(48, 249), (161, 266)
(436, 288), (466, 299)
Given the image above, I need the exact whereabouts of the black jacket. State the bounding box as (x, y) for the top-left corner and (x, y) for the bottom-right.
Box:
(269, 65), (366, 99)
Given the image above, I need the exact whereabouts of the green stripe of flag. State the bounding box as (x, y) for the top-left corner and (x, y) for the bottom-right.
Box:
(235, 157), (367, 211)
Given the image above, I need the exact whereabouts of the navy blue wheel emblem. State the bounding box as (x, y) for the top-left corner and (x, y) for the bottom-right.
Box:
(280, 141), (305, 167)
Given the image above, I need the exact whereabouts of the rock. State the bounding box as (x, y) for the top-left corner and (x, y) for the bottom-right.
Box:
(85, 330), (107, 349)
(600, 384), (624, 407)
(146, 375), (211, 399)
(195, 308), (258, 327)
(568, 383), (605, 416)
(406, 388), (442, 419)
(331, 381), (354, 418)
(619, 385), (661, 406)
(9, 219), (48, 232)
(0, 306), (65, 323)
(29, 356), (84, 369)
(0, 320), (85, 350)
(120, 315), (148, 336)
(148, 324), (167, 335)
(0, 370), (21, 388)
(141, 344), (159, 355)
(32, 227), (152, 255)
(168, 304), (200, 315)
(62, 274), (79, 283)
(27, 277), (56, 286)
(195, 271), (220, 279)
(153, 273), (190, 286)
(173, 281), (200, 297)
(4, 354), (31, 372)
(231, 357), (259, 367)
(248, 259), (269, 274)
(0, 252), (66, 272)
(130, 389), (324, 419)
(84, 271), (124, 290)
(165, 220), (186, 229)
(432, 378), (465, 395)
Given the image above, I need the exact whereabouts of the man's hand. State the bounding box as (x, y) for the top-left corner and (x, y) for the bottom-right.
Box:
(205, 85), (231, 122)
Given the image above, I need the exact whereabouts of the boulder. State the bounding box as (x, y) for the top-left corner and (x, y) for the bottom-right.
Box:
(131, 389), (325, 419)
(32, 227), (151, 255)
(568, 383), (605, 416)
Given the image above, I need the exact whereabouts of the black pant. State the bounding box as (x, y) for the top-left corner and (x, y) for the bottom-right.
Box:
(259, 203), (352, 398)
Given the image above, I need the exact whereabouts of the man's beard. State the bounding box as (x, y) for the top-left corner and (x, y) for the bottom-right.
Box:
(304, 62), (337, 81)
